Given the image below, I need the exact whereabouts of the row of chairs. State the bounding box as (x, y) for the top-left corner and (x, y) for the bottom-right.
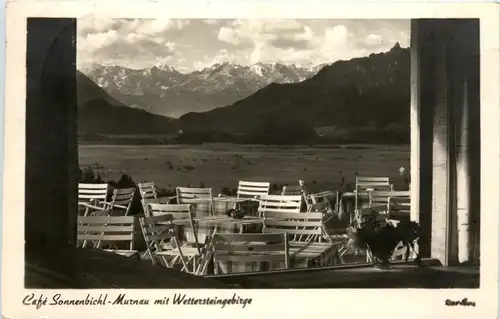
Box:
(79, 179), (340, 218)
(354, 176), (394, 210)
(77, 194), (341, 275)
(78, 184), (135, 216)
(78, 175), (393, 215)
(352, 176), (414, 262)
(355, 189), (412, 262)
(78, 181), (271, 215)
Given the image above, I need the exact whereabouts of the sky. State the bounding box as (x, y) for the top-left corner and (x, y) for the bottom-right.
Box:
(77, 18), (410, 73)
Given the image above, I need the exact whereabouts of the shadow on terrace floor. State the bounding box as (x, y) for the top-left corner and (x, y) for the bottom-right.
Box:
(204, 259), (480, 289)
(26, 247), (479, 289)
(25, 246), (228, 289)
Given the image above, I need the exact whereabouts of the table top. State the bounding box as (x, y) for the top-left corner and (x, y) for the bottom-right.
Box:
(341, 192), (370, 198)
(173, 212), (337, 226)
(173, 215), (265, 226)
(181, 196), (258, 204)
(308, 191), (336, 197)
(215, 196), (259, 202)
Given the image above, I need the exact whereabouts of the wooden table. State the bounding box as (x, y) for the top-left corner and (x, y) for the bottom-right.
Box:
(184, 197), (260, 217)
(339, 192), (371, 222)
(173, 215), (266, 244)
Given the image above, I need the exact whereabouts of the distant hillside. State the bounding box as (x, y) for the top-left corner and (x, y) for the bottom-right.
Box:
(80, 62), (324, 118)
(77, 44), (411, 145)
(77, 71), (179, 136)
(178, 43), (410, 144)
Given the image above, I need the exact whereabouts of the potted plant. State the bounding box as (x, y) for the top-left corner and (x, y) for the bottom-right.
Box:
(346, 210), (422, 268)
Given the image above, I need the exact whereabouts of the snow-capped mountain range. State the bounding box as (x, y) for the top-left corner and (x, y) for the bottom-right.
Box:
(79, 62), (327, 118)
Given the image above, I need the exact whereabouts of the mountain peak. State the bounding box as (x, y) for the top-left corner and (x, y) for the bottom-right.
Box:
(80, 61), (327, 118)
(391, 42), (402, 51)
(153, 63), (178, 73)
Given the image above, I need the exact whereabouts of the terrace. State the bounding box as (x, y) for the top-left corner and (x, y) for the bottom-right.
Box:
(23, 18), (484, 288)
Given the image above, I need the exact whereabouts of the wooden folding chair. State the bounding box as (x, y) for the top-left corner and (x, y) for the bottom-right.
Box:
(77, 215), (140, 258)
(366, 190), (411, 223)
(291, 181), (339, 215)
(146, 203), (202, 253)
(138, 182), (159, 200)
(209, 233), (290, 275)
(216, 181), (271, 216)
(138, 182), (177, 213)
(355, 176), (393, 211)
(108, 188), (136, 216)
(78, 183), (111, 216)
(262, 210), (341, 267)
(176, 187), (214, 216)
(257, 194), (303, 217)
(236, 181), (270, 199)
(139, 214), (198, 273)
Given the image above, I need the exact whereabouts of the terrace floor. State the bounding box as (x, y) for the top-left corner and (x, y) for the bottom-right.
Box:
(204, 259), (480, 289)
(25, 246), (229, 289)
(26, 247), (479, 289)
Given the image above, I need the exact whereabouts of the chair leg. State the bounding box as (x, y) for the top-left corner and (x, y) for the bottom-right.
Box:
(180, 256), (198, 273)
(335, 250), (344, 265)
(366, 249), (373, 262)
(196, 244), (213, 276)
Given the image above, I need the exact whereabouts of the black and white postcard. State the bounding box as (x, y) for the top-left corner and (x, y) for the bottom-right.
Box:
(2, 1), (499, 318)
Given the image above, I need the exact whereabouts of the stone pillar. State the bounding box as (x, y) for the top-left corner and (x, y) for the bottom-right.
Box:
(409, 19), (420, 224)
(410, 20), (439, 259)
(430, 26), (454, 266)
(453, 20), (480, 264)
(456, 75), (471, 262)
(25, 18), (78, 255)
(411, 19), (480, 265)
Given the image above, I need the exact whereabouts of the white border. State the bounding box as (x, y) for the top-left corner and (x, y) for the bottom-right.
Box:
(3, 2), (499, 319)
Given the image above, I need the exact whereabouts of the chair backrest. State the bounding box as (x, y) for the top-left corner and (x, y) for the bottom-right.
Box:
(369, 190), (410, 209)
(141, 197), (172, 215)
(237, 181), (270, 199)
(176, 187), (213, 203)
(356, 192), (411, 227)
(77, 215), (137, 250)
(368, 191), (391, 208)
(211, 233), (290, 273)
(262, 211), (325, 239)
(146, 203), (194, 219)
(281, 185), (303, 196)
(138, 182), (158, 200)
(78, 183), (109, 204)
(139, 214), (177, 242)
(257, 195), (303, 216)
(109, 188), (136, 215)
(355, 176), (393, 191)
(388, 194), (411, 222)
(138, 214), (179, 266)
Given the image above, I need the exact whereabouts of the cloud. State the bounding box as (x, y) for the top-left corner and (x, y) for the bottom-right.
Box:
(77, 18), (410, 71)
(134, 19), (190, 35)
(365, 33), (383, 46)
(215, 20), (359, 66)
(217, 26), (244, 45)
(191, 49), (236, 70)
(216, 21), (358, 66)
(77, 17), (188, 68)
(217, 19), (307, 47)
(78, 28), (176, 68)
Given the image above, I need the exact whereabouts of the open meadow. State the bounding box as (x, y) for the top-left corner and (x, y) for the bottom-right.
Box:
(78, 144), (410, 193)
